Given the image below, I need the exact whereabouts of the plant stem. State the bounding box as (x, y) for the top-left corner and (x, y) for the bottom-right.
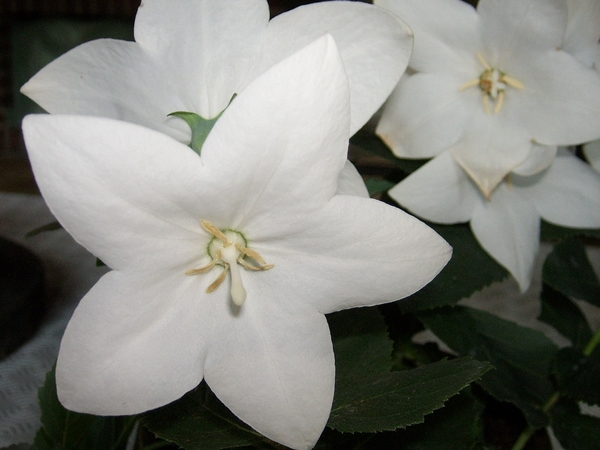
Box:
(583, 325), (600, 357)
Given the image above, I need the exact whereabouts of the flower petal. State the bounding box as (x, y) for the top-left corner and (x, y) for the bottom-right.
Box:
(584, 139), (600, 172)
(449, 110), (532, 197)
(336, 161), (369, 198)
(375, 0), (481, 74)
(57, 270), (214, 415)
(470, 182), (540, 292)
(22, 115), (206, 272)
(512, 143), (557, 176)
(389, 151), (482, 223)
(200, 35), (350, 237)
(376, 72), (478, 158)
(265, 1), (413, 135)
(478, 0), (567, 65)
(514, 50), (600, 146)
(564, 0), (600, 64)
(263, 194), (452, 314)
(204, 298), (333, 450)
(518, 149), (600, 227)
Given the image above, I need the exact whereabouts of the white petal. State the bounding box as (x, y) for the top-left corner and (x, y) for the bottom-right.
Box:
(514, 51), (600, 145)
(204, 298), (333, 450)
(564, 0), (600, 61)
(265, 1), (413, 135)
(389, 151), (482, 224)
(478, 0), (567, 66)
(200, 35), (351, 238)
(376, 72), (478, 159)
(336, 161), (369, 198)
(57, 270), (213, 415)
(22, 115), (205, 271)
(449, 110), (532, 197)
(21, 40), (191, 143)
(518, 149), (600, 227)
(471, 183), (540, 292)
(262, 194), (452, 315)
(512, 143), (557, 176)
(584, 139), (600, 172)
(375, 0), (481, 75)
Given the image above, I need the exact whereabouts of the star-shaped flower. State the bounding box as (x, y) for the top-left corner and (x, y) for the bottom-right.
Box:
(374, 0), (600, 198)
(22, 37), (451, 450)
(389, 148), (600, 292)
(21, 0), (413, 193)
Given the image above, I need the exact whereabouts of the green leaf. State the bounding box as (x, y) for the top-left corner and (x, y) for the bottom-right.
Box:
(328, 307), (394, 377)
(398, 224), (508, 312)
(144, 382), (264, 450)
(541, 221), (600, 242)
(553, 347), (600, 406)
(393, 389), (485, 450)
(327, 357), (491, 433)
(542, 238), (600, 307)
(539, 285), (593, 350)
(418, 306), (559, 428)
(349, 129), (428, 174)
(550, 398), (600, 450)
(364, 178), (396, 197)
(35, 366), (135, 450)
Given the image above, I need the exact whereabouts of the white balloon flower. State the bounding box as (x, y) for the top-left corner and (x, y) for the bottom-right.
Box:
(22, 37), (451, 450)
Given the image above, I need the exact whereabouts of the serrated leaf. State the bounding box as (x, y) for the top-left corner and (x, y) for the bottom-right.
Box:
(539, 285), (593, 350)
(144, 382), (264, 450)
(542, 238), (600, 307)
(328, 307), (394, 377)
(553, 347), (600, 406)
(35, 366), (134, 450)
(541, 221), (600, 242)
(418, 306), (558, 428)
(398, 224), (508, 312)
(327, 357), (491, 433)
(350, 130), (427, 174)
(550, 399), (600, 450)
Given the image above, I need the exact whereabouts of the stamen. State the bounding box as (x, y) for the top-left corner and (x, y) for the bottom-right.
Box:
(494, 91), (504, 114)
(482, 94), (491, 115)
(503, 75), (524, 90)
(185, 259), (216, 275)
(476, 52), (491, 70)
(459, 78), (480, 91)
(201, 220), (229, 244)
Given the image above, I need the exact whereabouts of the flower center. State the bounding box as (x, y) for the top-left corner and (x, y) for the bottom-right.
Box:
(459, 52), (524, 114)
(185, 220), (273, 306)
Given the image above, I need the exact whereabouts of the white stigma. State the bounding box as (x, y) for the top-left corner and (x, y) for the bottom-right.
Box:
(219, 243), (247, 306)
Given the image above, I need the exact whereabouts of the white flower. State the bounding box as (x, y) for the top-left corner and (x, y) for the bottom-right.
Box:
(22, 37), (451, 450)
(389, 149), (600, 292)
(562, 0), (600, 171)
(374, 0), (600, 198)
(21, 0), (413, 195)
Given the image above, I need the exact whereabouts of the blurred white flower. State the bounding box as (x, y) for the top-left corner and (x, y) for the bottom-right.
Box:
(375, 0), (600, 198)
(390, 149), (600, 292)
(22, 37), (450, 450)
(21, 0), (414, 196)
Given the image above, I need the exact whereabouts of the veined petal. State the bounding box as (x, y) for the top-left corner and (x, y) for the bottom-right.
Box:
(389, 151), (482, 224)
(375, 0), (481, 75)
(21, 40), (191, 143)
(449, 110), (532, 197)
(519, 149), (600, 227)
(513, 51), (600, 146)
(336, 161), (369, 198)
(584, 139), (600, 172)
(471, 183), (540, 292)
(261, 195), (451, 315)
(512, 143), (557, 176)
(264, 1), (413, 135)
(57, 270), (213, 415)
(200, 35), (350, 237)
(377, 72), (478, 159)
(478, 0), (567, 66)
(22, 115), (206, 271)
(204, 297), (333, 450)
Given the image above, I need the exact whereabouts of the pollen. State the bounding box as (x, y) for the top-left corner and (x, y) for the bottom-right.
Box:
(185, 220), (273, 306)
(459, 52), (524, 114)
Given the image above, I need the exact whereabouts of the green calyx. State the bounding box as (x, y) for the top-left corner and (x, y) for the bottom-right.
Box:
(168, 94), (236, 155)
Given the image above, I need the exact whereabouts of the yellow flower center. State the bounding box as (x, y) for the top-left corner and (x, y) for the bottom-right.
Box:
(459, 52), (524, 114)
(185, 220), (273, 306)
